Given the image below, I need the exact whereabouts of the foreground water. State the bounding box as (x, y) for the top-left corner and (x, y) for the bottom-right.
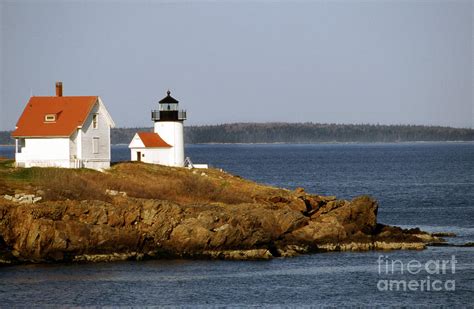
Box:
(0, 143), (473, 306)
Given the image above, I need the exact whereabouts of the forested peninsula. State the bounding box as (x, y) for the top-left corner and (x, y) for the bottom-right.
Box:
(1, 123), (472, 145)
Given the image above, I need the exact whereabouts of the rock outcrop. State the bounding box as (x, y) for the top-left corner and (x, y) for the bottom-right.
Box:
(0, 190), (442, 264)
(0, 160), (445, 264)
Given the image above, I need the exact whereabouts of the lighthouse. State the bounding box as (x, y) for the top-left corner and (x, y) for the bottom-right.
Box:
(129, 90), (186, 167)
(152, 90), (186, 166)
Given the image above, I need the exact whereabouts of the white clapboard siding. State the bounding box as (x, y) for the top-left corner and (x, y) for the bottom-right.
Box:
(79, 100), (112, 169)
(16, 137), (70, 168)
(131, 148), (175, 165)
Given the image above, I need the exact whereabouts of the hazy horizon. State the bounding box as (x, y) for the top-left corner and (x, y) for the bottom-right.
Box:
(1, 0), (472, 131)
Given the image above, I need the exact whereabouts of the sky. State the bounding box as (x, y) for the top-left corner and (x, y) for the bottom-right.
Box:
(0, 0), (472, 131)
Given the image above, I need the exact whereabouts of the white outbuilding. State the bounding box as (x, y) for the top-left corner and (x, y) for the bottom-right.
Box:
(12, 82), (115, 170)
(129, 90), (186, 167)
(128, 132), (173, 164)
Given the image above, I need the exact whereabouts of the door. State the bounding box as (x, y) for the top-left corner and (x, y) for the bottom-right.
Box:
(137, 151), (141, 162)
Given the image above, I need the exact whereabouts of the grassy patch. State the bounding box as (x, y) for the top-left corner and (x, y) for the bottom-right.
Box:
(8, 168), (35, 181)
(0, 161), (283, 205)
(0, 159), (13, 170)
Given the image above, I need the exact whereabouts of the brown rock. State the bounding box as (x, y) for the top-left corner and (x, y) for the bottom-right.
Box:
(294, 187), (305, 196)
(0, 190), (431, 263)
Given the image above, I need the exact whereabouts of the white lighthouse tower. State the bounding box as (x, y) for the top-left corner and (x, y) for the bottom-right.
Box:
(152, 90), (186, 166)
(129, 90), (186, 167)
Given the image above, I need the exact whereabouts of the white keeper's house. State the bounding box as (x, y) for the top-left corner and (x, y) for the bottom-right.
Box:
(12, 82), (115, 170)
(129, 90), (186, 167)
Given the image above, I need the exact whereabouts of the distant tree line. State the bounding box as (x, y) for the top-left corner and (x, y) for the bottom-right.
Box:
(1, 123), (473, 145)
(184, 123), (474, 144)
(0, 131), (13, 145)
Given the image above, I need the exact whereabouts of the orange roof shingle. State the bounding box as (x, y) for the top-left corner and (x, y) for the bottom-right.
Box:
(12, 96), (98, 137)
(137, 132), (172, 148)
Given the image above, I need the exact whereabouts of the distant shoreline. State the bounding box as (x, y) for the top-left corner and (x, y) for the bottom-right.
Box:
(181, 140), (474, 145)
(1, 140), (474, 148)
(2, 122), (473, 145)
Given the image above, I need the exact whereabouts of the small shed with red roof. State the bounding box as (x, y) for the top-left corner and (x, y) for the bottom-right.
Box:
(12, 82), (115, 170)
(128, 131), (174, 165)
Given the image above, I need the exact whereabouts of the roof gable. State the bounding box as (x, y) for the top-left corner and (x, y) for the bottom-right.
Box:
(129, 132), (172, 148)
(12, 96), (114, 137)
(97, 97), (116, 129)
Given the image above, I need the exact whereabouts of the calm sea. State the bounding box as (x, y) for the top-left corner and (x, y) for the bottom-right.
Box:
(0, 143), (473, 307)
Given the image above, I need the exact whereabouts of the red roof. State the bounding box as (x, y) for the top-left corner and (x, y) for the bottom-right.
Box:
(137, 132), (171, 148)
(12, 96), (98, 137)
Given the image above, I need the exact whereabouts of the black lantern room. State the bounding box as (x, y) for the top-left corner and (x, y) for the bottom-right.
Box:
(151, 90), (187, 122)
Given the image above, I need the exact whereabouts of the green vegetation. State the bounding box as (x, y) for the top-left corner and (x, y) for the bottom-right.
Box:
(1, 123), (473, 145)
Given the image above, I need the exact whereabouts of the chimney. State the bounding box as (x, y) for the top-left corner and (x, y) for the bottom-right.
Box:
(55, 81), (63, 97)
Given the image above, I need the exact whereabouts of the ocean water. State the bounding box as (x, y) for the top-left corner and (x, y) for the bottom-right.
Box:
(0, 143), (473, 307)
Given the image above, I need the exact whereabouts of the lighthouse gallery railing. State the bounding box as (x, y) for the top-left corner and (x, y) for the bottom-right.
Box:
(151, 110), (187, 121)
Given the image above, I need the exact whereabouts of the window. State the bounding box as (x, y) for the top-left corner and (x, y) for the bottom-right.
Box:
(17, 139), (25, 153)
(159, 103), (178, 111)
(92, 114), (99, 129)
(92, 137), (99, 154)
(44, 114), (56, 122)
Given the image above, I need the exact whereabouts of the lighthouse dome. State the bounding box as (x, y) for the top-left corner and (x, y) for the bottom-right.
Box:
(159, 90), (179, 104)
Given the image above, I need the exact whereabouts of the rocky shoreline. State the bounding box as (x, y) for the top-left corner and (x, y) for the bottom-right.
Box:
(0, 184), (445, 265)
